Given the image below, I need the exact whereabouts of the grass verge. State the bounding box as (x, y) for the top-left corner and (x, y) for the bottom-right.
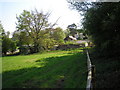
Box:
(2, 48), (87, 88)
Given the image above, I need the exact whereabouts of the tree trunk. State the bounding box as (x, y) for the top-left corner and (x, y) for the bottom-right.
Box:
(3, 52), (7, 56)
(34, 42), (39, 53)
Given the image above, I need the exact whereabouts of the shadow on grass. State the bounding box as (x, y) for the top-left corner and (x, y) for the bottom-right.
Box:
(2, 52), (87, 88)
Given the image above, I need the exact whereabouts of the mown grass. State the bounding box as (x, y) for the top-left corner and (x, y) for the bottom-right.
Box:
(2, 48), (87, 88)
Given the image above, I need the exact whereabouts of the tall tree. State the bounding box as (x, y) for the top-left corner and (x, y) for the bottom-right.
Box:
(16, 9), (56, 52)
(0, 21), (3, 47)
(0, 21), (17, 55)
(69, 1), (120, 57)
(67, 23), (77, 36)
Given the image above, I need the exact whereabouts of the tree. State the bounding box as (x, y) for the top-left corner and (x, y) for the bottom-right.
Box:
(2, 37), (17, 55)
(76, 29), (88, 40)
(67, 23), (77, 36)
(0, 21), (17, 55)
(69, 1), (120, 57)
(83, 2), (120, 57)
(51, 27), (66, 44)
(67, 23), (87, 40)
(9, 40), (17, 53)
(37, 27), (65, 50)
(0, 21), (4, 55)
(12, 31), (33, 54)
(64, 28), (70, 36)
(0, 21), (10, 55)
(16, 9), (56, 53)
(2, 37), (11, 55)
(34, 29), (56, 51)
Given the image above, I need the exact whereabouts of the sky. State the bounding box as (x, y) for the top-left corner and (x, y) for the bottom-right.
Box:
(0, 0), (84, 37)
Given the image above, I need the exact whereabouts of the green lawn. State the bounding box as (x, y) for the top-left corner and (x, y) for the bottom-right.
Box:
(2, 48), (87, 88)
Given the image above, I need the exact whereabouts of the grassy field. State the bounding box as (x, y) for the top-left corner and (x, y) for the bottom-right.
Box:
(2, 48), (87, 88)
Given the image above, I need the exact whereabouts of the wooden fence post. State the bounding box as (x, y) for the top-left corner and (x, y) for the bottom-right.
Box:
(91, 65), (96, 90)
(86, 50), (96, 90)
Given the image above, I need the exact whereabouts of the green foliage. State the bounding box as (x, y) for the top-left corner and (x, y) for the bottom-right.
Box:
(83, 3), (120, 57)
(2, 36), (11, 55)
(0, 22), (16, 55)
(16, 9), (65, 54)
(70, 2), (120, 57)
(91, 51), (120, 88)
(39, 36), (56, 50)
(2, 36), (17, 55)
(0, 21), (4, 53)
(16, 9), (51, 53)
(38, 27), (66, 50)
(51, 27), (66, 44)
(67, 23), (77, 36)
(66, 24), (88, 40)
(9, 40), (17, 53)
(2, 49), (87, 88)
(0, 21), (4, 37)
(64, 41), (76, 45)
(69, 1), (120, 88)
(12, 31), (33, 54)
(1, 21), (15, 55)
(64, 29), (70, 36)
